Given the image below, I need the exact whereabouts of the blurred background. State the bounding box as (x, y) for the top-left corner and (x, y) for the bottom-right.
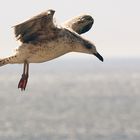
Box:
(0, 0), (140, 140)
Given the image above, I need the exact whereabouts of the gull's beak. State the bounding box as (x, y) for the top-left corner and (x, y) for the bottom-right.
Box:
(93, 52), (104, 62)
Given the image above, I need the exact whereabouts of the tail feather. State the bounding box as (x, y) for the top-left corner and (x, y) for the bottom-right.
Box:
(0, 55), (20, 66)
(0, 58), (8, 66)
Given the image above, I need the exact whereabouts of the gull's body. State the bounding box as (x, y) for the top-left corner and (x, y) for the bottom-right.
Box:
(3, 28), (95, 64)
(0, 9), (103, 90)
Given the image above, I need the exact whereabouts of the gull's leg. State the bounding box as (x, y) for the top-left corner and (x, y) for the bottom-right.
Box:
(18, 61), (29, 91)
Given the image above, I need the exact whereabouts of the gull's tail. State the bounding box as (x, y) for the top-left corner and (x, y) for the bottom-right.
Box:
(0, 55), (18, 67)
(0, 58), (9, 66)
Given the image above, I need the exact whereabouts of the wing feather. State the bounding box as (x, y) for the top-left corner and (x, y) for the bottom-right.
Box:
(14, 9), (55, 43)
(63, 14), (94, 34)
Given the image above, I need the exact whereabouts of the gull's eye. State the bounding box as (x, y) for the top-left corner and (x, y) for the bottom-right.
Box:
(85, 42), (92, 49)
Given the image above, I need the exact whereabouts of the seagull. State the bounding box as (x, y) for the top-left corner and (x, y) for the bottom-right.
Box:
(0, 9), (103, 91)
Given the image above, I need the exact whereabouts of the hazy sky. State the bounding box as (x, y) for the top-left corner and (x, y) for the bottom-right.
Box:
(0, 0), (140, 58)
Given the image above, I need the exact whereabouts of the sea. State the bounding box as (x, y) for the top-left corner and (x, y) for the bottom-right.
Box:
(0, 57), (140, 140)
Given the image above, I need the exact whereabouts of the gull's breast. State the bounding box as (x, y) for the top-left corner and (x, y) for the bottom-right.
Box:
(26, 41), (73, 63)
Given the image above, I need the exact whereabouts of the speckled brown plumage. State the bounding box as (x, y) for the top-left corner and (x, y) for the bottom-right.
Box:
(0, 9), (103, 90)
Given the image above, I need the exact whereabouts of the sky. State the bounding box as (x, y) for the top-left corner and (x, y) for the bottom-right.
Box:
(0, 0), (140, 58)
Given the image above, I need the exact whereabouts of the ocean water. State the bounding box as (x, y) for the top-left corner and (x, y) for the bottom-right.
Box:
(0, 58), (140, 140)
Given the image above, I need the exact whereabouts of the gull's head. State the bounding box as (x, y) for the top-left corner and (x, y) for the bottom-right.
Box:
(74, 38), (103, 62)
(83, 41), (104, 62)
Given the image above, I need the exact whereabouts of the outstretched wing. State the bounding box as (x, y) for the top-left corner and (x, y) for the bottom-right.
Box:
(62, 14), (94, 34)
(14, 9), (55, 43)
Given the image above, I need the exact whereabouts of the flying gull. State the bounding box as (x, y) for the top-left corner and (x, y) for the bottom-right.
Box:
(0, 9), (103, 91)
